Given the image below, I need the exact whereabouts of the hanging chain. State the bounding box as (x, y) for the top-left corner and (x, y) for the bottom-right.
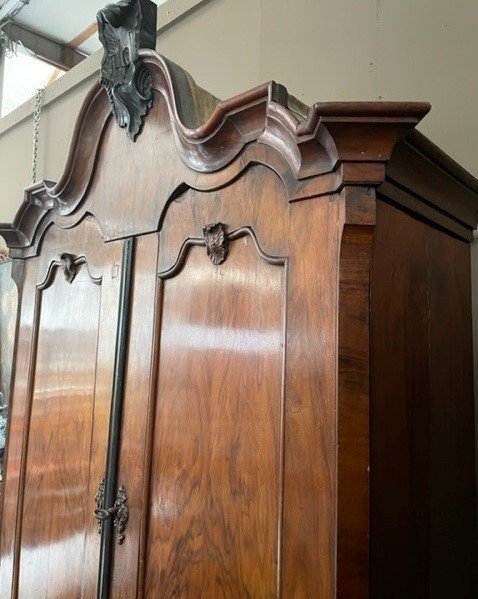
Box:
(31, 87), (44, 184)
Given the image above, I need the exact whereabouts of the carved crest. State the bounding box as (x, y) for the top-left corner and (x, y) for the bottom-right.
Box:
(60, 253), (77, 283)
(203, 223), (228, 265)
(97, 0), (157, 140)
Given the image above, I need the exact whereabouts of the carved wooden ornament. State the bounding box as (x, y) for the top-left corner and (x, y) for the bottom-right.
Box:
(60, 253), (77, 283)
(97, 0), (157, 141)
(203, 223), (228, 265)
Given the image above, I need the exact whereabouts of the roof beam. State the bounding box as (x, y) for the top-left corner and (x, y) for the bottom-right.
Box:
(5, 22), (87, 70)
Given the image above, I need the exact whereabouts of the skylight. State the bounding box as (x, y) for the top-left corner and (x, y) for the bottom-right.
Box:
(1, 47), (64, 118)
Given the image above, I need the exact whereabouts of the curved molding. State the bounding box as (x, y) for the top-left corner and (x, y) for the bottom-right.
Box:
(158, 225), (286, 280)
(0, 182), (53, 249)
(39, 52), (431, 211)
(38, 254), (103, 290)
(44, 85), (111, 216)
(1, 50), (432, 251)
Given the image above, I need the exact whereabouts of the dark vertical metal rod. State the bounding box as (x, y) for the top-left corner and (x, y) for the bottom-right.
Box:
(97, 237), (135, 599)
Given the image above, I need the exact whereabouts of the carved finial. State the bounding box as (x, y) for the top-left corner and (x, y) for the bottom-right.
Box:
(97, 0), (157, 141)
(203, 223), (228, 265)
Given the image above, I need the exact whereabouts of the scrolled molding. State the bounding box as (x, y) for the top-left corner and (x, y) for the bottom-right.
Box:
(37, 253), (103, 291)
(157, 225), (287, 280)
(1, 50), (433, 252)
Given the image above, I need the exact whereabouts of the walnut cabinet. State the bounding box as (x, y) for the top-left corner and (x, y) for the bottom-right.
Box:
(0, 42), (477, 599)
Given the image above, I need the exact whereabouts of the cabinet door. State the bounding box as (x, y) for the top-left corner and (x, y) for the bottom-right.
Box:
(0, 219), (123, 599)
(113, 169), (340, 598)
(148, 238), (286, 598)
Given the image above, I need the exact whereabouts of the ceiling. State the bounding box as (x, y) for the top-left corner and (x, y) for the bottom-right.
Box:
(0, 0), (162, 56)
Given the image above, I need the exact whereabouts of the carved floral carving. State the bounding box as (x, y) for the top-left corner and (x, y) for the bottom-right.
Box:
(60, 253), (77, 283)
(203, 223), (228, 265)
(97, 0), (157, 140)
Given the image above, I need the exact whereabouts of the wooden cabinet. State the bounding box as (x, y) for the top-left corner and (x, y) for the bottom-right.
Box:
(0, 3), (477, 597)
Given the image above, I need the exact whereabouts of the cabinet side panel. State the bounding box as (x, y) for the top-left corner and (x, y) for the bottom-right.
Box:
(427, 228), (476, 597)
(371, 201), (431, 598)
(371, 200), (476, 598)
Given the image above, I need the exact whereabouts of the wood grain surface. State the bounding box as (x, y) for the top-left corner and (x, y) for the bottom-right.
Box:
(338, 223), (374, 598)
(0, 219), (122, 599)
(145, 237), (286, 598)
(370, 200), (476, 598)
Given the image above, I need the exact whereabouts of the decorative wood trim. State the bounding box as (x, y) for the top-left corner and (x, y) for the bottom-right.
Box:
(158, 225), (286, 279)
(378, 181), (473, 242)
(59, 253), (77, 283)
(37, 254), (103, 291)
(1, 51), (429, 236)
(97, 237), (135, 598)
(203, 223), (228, 265)
(137, 266), (163, 598)
(379, 130), (478, 241)
(3, 49), (478, 250)
(337, 188), (375, 597)
(0, 182), (53, 250)
(97, 0), (157, 140)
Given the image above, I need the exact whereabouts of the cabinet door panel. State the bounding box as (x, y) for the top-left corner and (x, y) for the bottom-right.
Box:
(18, 265), (102, 597)
(145, 237), (286, 598)
(0, 220), (123, 599)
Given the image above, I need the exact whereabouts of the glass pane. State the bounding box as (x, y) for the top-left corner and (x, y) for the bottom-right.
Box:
(1, 48), (65, 118)
(0, 258), (18, 481)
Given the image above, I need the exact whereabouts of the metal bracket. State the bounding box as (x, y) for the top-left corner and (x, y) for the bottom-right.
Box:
(94, 478), (129, 545)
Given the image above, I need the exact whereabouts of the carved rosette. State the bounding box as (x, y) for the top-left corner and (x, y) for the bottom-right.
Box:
(97, 0), (157, 140)
(203, 223), (228, 265)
